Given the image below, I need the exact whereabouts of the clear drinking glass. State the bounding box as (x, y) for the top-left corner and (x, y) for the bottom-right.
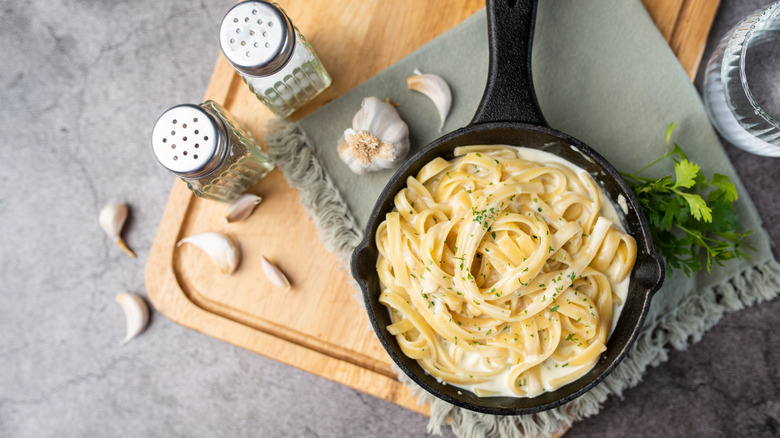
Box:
(703, 1), (780, 156)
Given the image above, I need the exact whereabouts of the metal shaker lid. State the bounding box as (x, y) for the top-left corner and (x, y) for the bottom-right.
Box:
(151, 104), (225, 178)
(219, 1), (295, 77)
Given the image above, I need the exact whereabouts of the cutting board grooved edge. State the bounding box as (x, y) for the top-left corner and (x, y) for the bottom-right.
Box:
(176, 272), (397, 379)
(145, 182), (423, 413)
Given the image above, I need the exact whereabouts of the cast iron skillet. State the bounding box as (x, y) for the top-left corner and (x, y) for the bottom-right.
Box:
(351, 0), (665, 415)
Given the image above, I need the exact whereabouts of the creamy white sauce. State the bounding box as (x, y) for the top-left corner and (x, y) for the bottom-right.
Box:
(617, 194), (629, 215)
(443, 347), (596, 397)
(569, 144), (596, 164)
(439, 146), (632, 398)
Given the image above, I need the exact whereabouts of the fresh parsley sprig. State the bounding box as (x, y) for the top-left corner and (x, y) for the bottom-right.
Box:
(621, 123), (752, 277)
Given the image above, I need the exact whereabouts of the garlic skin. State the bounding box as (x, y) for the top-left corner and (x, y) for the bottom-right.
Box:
(338, 96), (410, 174)
(177, 232), (240, 275)
(99, 203), (136, 258)
(261, 256), (291, 290)
(407, 70), (452, 131)
(224, 194), (263, 223)
(116, 293), (149, 345)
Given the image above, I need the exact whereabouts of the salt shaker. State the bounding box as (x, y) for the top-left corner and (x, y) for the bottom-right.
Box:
(219, 1), (332, 118)
(151, 100), (274, 203)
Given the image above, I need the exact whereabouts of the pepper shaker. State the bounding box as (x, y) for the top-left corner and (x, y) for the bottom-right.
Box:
(219, 1), (332, 118)
(151, 100), (274, 203)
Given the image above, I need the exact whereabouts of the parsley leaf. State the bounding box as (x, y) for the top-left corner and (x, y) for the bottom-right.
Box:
(680, 192), (711, 222)
(621, 123), (752, 276)
(672, 160), (699, 189)
(709, 173), (738, 203)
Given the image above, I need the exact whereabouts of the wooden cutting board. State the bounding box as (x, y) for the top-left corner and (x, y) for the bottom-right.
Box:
(145, 0), (718, 423)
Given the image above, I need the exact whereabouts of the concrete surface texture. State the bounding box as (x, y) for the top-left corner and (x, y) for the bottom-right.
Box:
(1, 0), (778, 437)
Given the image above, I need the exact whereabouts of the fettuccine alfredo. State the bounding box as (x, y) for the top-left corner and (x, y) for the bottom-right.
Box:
(375, 145), (637, 397)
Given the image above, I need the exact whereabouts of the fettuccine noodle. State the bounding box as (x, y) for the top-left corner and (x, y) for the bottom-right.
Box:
(375, 145), (637, 397)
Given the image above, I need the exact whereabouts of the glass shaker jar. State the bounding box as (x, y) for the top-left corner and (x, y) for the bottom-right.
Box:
(151, 100), (274, 203)
(219, 1), (332, 118)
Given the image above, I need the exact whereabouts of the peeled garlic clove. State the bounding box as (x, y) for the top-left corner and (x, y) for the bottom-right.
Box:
(177, 232), (240, 275)
(116, 293), (149, 345)
(261, 256), (291, 290)
(99, 203), (136, 258)
(407, 70), (452, 131)
(338, 96), (410, 174)
(224, 194), (263, 223)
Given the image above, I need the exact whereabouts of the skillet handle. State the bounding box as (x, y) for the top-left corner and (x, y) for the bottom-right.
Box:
(470, 0), (548, 127)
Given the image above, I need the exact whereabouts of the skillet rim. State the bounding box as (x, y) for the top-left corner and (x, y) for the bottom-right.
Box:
(350, 121), (665, 415)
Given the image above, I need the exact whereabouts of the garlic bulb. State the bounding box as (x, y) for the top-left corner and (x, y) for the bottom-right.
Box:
(224, 193), (263, 223)
(116, 293), (149, 345)
(338, 96), (410, 174)
(99, 203), (136, 258)
(261, 256), (291, 290)
(407, 69), (452, 131)
(177, 232), (240, 275)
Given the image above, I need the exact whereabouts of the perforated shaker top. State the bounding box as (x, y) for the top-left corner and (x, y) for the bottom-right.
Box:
(151, 104), (224, 177)
(219, 1), (295, 77)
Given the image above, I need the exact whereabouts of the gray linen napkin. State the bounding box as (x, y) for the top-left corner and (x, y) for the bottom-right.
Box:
(265, 1), (780, 437)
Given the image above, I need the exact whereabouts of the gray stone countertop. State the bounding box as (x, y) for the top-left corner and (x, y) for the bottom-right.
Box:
(1, 1), (778, 437)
